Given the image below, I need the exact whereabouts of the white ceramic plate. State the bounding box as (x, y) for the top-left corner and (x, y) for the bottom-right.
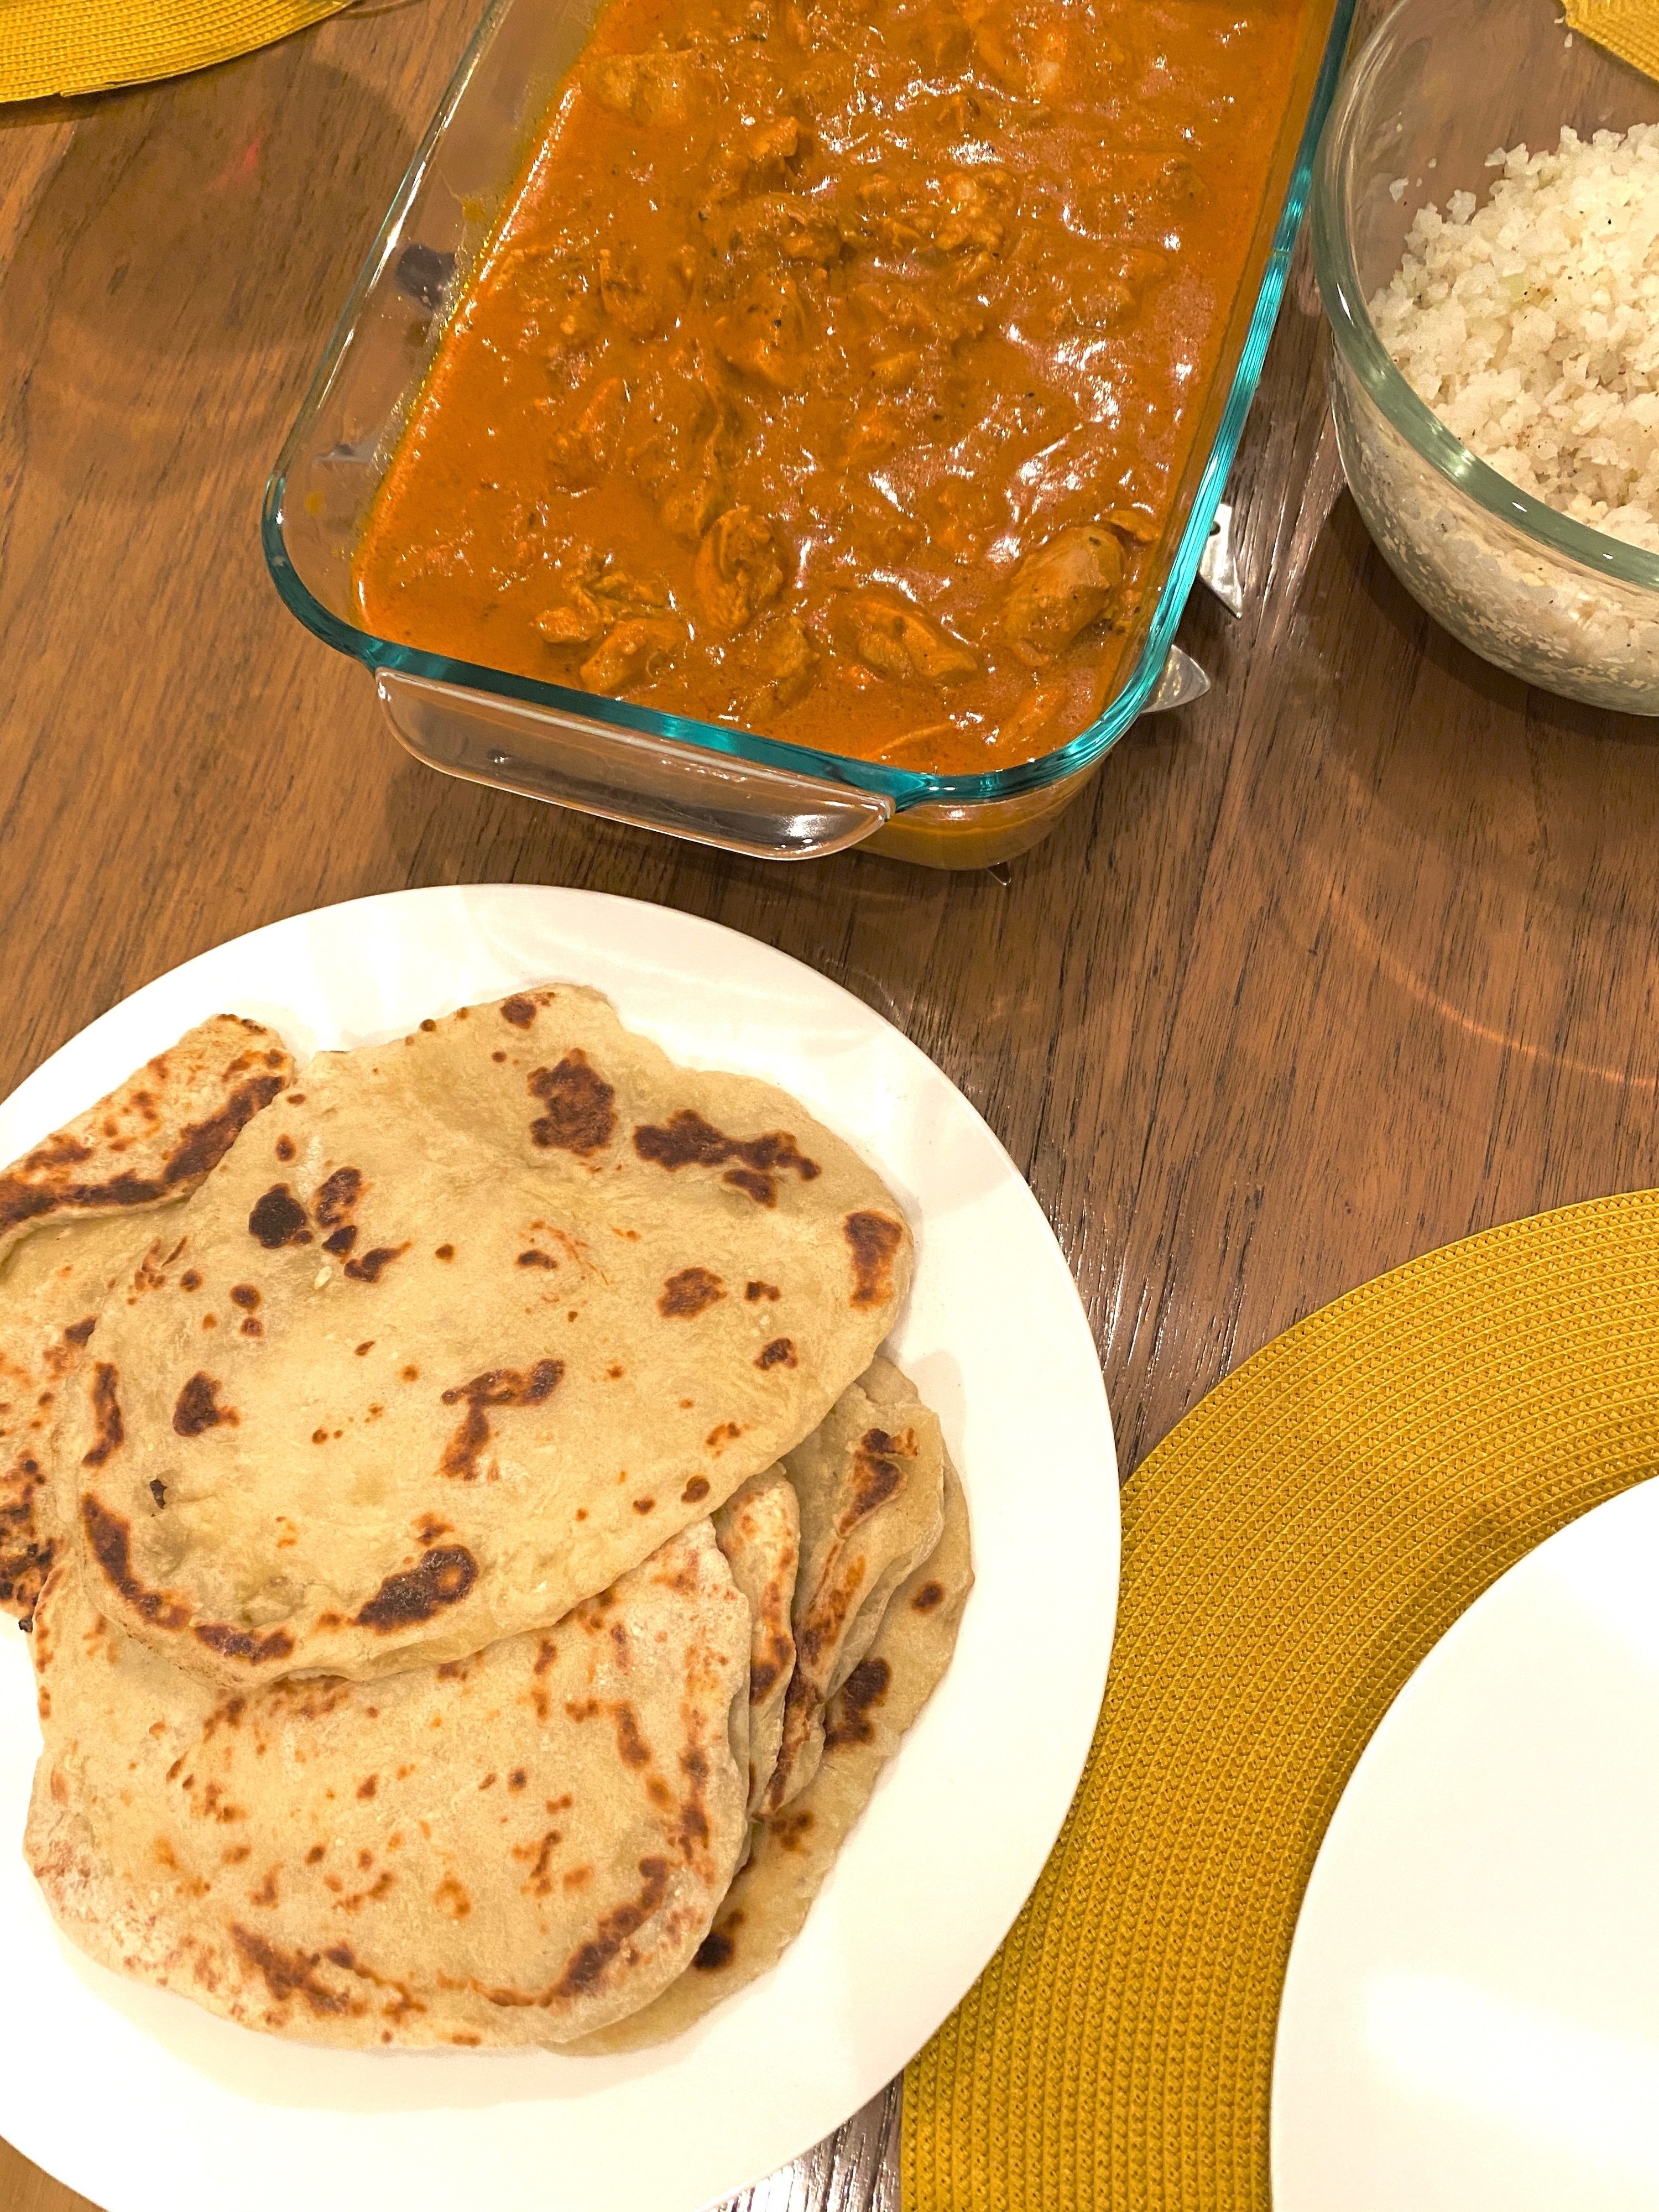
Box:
(0, 884), (1118, 2212)
(1273, 1476), (1659, 2212)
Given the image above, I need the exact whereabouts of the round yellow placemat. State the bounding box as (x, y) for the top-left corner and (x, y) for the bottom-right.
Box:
(0, 0), (348, 103)
(903, 1191), (1659, 2210)
(1564, 0), (1659, 84)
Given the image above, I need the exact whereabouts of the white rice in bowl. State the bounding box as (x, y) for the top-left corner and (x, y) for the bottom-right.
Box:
(1370, 123), (1659, 555)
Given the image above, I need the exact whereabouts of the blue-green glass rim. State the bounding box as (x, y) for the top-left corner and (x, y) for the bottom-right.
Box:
(264, 0), (1358, 814)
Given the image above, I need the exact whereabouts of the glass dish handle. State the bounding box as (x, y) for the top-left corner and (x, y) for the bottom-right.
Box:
(375, 669), (894, 860)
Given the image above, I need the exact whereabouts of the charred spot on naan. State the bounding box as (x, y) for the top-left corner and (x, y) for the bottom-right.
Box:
(311, 1168), (366, 1254)
(633, 1110), (821, 1207)
(320, 1944), (427, 2023)
(173, 1372), (238, 1437)
(755, 1337), (796, 1369)
(231, 1925), (363, 2020)
(355, 1545), (479, 1629)
(313, 1166), (364, 1228)
(80, 1493), (190, 1630)
(844, 1210), (905, 1307)
(844, 1427), (914, 1525)
(344, 1243), (410, 1284)
(658, 1266), (725, 1318)
(437, 1359), (565, 1480)
(550, 1853), (672, 2000)
(248, 1185), (312, 1249)
(80, 1362), (124, 1467)
(0, 1488), (53, 1621)
(691, 1910), (744, 1971)
(127, 1243), (175, 1302)
(194, 1621), (295, 1665)
(564, 1695), (653, 1769)
(823, 1655), (892, 1749)
(529, 1051), (617, 1155)
(793, 1594), (847, 1676)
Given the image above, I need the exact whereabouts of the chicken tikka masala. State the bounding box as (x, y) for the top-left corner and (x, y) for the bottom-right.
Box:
(353, 0), (1307, 773)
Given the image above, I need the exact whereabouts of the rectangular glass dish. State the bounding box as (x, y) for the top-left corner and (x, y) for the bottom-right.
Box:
(265, 0), (1356, 868)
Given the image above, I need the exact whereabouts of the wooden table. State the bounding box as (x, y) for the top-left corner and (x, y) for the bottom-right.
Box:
(5, 4), (1658, 2204)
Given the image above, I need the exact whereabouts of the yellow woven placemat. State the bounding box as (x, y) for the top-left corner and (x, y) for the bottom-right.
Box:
(0, 0), (348, 103)
(1566, 0), (1659, 78)
(903, 1190), (1659, 2210)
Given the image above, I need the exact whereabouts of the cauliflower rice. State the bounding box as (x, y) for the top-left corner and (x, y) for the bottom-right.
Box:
(1370, 123), (1659, 555)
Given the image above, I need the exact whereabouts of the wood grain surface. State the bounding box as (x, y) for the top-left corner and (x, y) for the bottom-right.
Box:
(4, 1), (1658, 2204)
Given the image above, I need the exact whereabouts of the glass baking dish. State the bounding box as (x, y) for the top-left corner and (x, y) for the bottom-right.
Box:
(264, 0), (1356, 868)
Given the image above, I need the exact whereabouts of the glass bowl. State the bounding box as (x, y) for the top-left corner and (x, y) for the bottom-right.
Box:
(265, 0), (1357, 867)
(1312, 0), (1659, 714)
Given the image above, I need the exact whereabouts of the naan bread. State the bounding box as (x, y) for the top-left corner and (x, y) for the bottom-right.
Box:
(0, 1015), (293, 1267)
(2, 1019), (295, 1621)
(761, 1356), (945, 1816)
(26, 1519), (751, 2048)
(713, 1467), (799, 1813)
(573, 1455), (973, 2052)
(60, 985), (911, 1686)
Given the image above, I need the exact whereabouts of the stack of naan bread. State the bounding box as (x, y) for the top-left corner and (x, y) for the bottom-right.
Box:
(1, 987), (970, 2050)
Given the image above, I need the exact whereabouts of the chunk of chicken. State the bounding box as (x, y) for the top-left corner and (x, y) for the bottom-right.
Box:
(707, 117), (804, 202)
(693, 508), (786, 634)
(496, 246), (599, 354)
(598, 249), (682, 340)
(589, 50), (698, 124)
(846, 404), (900, 459)
(761, 617), (820, 706)
(731, 194), (843, 267)
(928, 475), (1000, 562)
(580, 617), (681, 691)
(1001, 525), (1123, 663)
(831, 596), (978, 683)
(852, 276), (989, 349)
(627, 363), (736, 541)
(718, 272), (807, 389)
(935, 169), (1011, 257)
(841, 176), (935, 253)
(641, 374), (734, 542)
(750, 115), (803, 163)
(999, 661), (1110, 755)
(537, 560), (666, 647)
(547, 374), (628, 486)
(538, 591), (604, 645)
(660, 462), (727, 542)
(964, 0), (1073, 101)
(911, 3), (973, 72)
(873, 348), (923, 390)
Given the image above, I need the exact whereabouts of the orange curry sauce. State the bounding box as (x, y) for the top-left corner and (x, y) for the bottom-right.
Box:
(354, 0), (1305, 774)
